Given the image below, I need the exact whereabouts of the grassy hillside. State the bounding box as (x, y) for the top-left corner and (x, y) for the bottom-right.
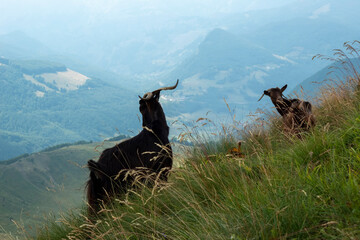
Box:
(0, 140), (120, 236)
(0, 135), (185, 238)
(23, 45), (360, 239)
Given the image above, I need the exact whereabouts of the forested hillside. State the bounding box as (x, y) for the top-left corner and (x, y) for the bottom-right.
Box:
(0, 58), (137, 160)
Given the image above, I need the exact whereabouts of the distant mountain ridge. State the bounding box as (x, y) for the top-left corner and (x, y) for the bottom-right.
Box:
(162, 28), (291, 124)
(0, 31), (53, 59)
(292, 57), (360, 99)
(11, 59), (67, 75)
(161, 18), (360, 124)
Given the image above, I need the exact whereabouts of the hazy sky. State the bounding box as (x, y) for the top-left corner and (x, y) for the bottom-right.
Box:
(0, 0), (296, 34)
(3, 0), (353, 80)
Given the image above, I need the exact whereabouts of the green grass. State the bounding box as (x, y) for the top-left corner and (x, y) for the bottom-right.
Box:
(33, 112), (360, 239)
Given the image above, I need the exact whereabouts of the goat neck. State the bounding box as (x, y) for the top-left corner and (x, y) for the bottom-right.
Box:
(139, 79), (178, 138)
(271, 96), (292, 117)
(139, 99), (169, 139)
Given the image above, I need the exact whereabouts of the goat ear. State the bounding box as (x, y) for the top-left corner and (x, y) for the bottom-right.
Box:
(154, 91), (160, 101)
(264, 90), (269, 95)
(88, 160), (103, 180)
(281, 84), (288, 93)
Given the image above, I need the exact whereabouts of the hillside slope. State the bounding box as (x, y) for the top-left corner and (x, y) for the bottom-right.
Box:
(33, 44), (360, 240)
(0, 140), (116, 234)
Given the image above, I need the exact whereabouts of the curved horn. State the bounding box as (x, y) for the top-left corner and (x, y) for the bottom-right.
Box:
(139, 92), (153, 101)
(152, 79), (179, 93)
(139, 79), (179, 101)
(258, 93), (265, 102)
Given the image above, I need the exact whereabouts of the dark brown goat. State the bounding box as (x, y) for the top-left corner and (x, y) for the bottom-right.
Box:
(86, 80), (179, 214)
(258, 84), (315, 135)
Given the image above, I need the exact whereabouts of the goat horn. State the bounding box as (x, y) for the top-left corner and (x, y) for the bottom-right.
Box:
(139, 79), (179, 101)
(152, 79), (179, 93)
(258, 93), (265, 102)
(139, 92), (153, 101)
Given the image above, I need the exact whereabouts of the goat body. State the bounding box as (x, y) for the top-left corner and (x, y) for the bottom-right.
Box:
(86, 80), (178, 213)
(259, 84), (315, 135)
(283, 99), (315, 133)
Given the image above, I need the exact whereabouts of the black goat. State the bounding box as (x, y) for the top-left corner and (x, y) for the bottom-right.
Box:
(86, 80), (178, 214)
(258, 84), (315, 135)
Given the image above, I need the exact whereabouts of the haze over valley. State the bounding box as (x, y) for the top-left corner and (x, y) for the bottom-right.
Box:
(0, 0), (360, 235)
